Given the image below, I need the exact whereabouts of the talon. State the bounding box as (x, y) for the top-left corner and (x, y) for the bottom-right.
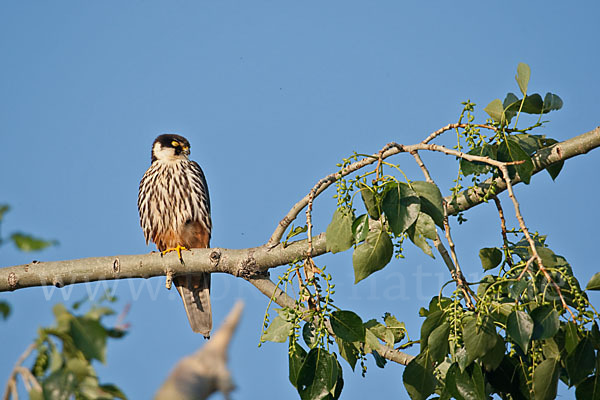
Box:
(161, 245), (188, 264)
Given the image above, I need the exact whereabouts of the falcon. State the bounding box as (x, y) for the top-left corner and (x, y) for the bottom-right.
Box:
(138, 134), (212, 337)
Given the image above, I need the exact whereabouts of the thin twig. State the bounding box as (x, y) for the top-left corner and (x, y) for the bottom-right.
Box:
(248, 275), (416, 366)
(268, 126), (600, 248)
(492, 196), (513, 268)
(499, 165), (576, 320)
(3, 343), (37, 400)
(14, 368), (40, 393)
(421, 123), (498, 144)
(411, 150), (475, 308)
(410, 151), (433, 182)
(304, 189), (317, 281)
(442, 203), (475, 309)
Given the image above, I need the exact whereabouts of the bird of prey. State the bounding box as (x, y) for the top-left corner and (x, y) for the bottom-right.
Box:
(138, 134), (212, 337)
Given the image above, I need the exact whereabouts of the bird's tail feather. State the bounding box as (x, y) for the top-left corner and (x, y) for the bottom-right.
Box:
(175, 273), (212, 338)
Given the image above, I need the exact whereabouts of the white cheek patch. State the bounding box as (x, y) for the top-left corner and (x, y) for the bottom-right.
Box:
(153, 143), (177, 161)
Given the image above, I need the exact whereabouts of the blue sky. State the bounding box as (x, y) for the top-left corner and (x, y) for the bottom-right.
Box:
(1, 1), (599, 399)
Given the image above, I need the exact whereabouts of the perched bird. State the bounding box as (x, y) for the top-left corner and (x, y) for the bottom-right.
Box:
(138, 134), (213, 337)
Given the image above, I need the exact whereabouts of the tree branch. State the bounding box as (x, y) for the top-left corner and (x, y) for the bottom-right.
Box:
(0, 235), (327, 292)
(445, 126), (600, 215)
(154, 301), (244, 400)
(247, 275), (416, 366)
(1, 125), (598, 373)
(1, 127), (599, 293)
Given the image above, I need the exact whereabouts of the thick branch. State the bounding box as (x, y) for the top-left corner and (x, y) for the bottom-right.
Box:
(0, 234), (327, 292)
(2, 127), (599, 292)
(445, 126), (600, 215)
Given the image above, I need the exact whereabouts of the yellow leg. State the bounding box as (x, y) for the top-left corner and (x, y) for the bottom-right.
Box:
(161, 245), (188, 263)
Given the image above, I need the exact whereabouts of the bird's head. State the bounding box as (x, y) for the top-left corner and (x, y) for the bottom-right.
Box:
(151, 134), (191, 162)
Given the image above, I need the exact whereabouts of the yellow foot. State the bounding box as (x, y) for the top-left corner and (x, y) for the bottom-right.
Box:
(161, 245), (188, 264)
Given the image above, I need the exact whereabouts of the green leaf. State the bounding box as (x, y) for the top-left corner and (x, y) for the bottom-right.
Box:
(330, 310), (365, 342)
(372, 350), (387, 368)
(331, 358), (344, 399)
(463, 318), (498, 365)
(479, 247), (503, 271)
(521, 93), (545, 114)
(0, 204), (9, 221)
(289, 341), (308, 388)
(512, 133), (545, 155)
(403, 351), (436, 400)
(416, 212), (437, 240)
(428, 322), (450, 362)
(364, 328), (382, 354)
(10, 232), (58, 252)
(485, 356), (525, 397)
(0, 300), (11, 320)
(262, 315), (292, 343)
(508, 280), (528, 300)
(352, 226), (393, 283)
(351, 214), (369, 244)
(303, 322), (317, 348)
(420, 310), (445, 350)
(286, 224), (308, 242)
(484, 99), (504, 124)
(481, 336), (505, 371)
(43, 370), (78, 400)
(453, 363), (486, 400)
(503, 93), (520, 124)
(586, 272), (600, 291)
(383, 313), (406, 343)
(460, 144), (497, 176)
(591, 323), (600, 350)
(546, 161), (564, 181)
(515, 62), (531, 95)
(65, 358), (90, 379)
(326, 207), (354, 254)
(533, 358), (560, 400)
(98, 384), (128, 400)
(564, 321), (580, 354)
(407, 213), (436, 258)
(359, 183), (380, 219)
(335, 337), (359, 370)
(497, 138), (534, 184)
(532, 246), (561, 268)
(531, 306), (559, 340)
(297, 347), (337, 400)
(576, 371), (600, 400)
(543, 92), (563, 113)
(411, 181), (444, 228)
(506, 310), (533, 352)
(364, 319), (385, 338)
(382, 182), (421, 235)
(542, 338), (560, 359)
(566, 338), (595, 386)
(70, 317), (108, 363)
(85, 306), (115, 320)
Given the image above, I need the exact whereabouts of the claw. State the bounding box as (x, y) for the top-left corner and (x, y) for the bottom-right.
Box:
(161, 245), (188, 264)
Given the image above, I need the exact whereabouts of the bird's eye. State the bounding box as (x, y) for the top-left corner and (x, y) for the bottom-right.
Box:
(171, 141), (180, 147)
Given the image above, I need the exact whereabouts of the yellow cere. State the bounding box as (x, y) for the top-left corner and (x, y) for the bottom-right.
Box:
(171, 141), (180, 147)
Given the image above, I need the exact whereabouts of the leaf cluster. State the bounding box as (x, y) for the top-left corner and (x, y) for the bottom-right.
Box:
(264, 63), (595, 400)
(326, 179), (445, 283)
(263, 304), (409, 400)
(25, 299), (128, 400)
(402, 234), (600, 400)
(0, 204), (58, 253)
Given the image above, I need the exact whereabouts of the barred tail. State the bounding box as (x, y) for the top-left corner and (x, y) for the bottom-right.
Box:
(174, 273), (212, 338)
